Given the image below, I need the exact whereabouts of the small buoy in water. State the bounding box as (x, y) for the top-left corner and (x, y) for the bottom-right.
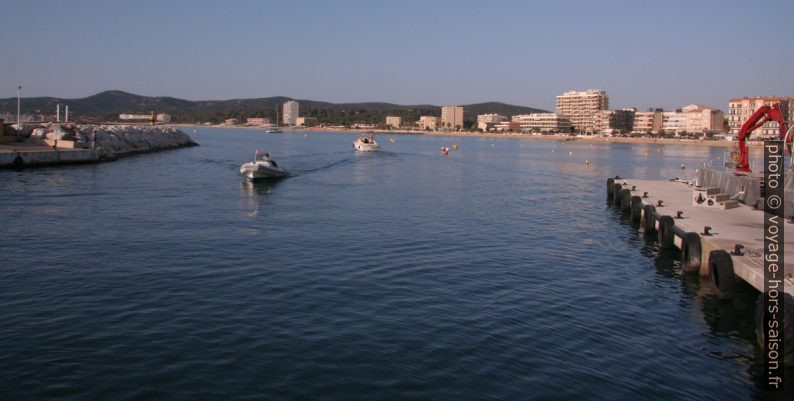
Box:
(569, 151), (573, 156)
(680, 164), (686, 169)
(491, 143), (494, 147)
(390, 137), (395, 143)
(584, 159), (590, 165)
(551, 149), (554, 153)
(441, 147), (449, 156)
(304, 134), (308, 137)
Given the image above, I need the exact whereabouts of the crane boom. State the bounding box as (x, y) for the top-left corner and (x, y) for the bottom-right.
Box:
(735, 103), (789, 173)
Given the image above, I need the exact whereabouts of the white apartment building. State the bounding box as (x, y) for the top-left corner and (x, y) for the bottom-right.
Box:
(633, 109), (663, 134)
(591, 109), (635, 135)
(282, 100), (299, 126)
(555, 89), (609, 132)
(682, 104), (724, 133)
(418, 116), (441, 130)
(385, 116), (401, 128)
(441, 106), (464, 130)
(512, 113), (572, 133)
(477, 113), (508, 131)
(728, 96), (793, 138)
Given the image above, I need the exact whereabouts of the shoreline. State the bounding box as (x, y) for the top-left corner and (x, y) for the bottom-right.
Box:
(172, 123), (755, 149)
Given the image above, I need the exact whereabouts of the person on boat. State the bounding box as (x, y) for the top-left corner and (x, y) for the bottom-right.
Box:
(261, 152), (278, 168)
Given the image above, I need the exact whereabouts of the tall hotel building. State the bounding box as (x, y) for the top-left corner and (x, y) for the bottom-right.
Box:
(555, 89), (609, 133)
(283, 100), (300, 126)
(727, 96), (793, 138)
(441, 106), (464, 130)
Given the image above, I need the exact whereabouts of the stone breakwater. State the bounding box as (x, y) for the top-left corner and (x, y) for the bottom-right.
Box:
(1, 124), (198, 168)
(30, 124), (198, 159)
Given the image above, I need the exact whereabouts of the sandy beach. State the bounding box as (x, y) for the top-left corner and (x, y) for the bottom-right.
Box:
(173, 123), (758, 149)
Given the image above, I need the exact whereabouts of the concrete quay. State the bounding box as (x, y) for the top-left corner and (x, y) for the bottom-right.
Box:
(608, 174), (794, 363)
(609, 176), (792, 295)
(0, 143), (99, 168)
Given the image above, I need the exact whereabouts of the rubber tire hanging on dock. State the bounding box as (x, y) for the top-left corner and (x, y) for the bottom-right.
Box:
(607, 178), (615, 198)
(630, 196), (642, 221)
(619, 189), (632, 211)
(612, 184), (623, 207)
(642, 205), (656, 232)
(708, 250), (735, 299)
(680, 232), (701, 273)
(657, 215), (675, 248)
(755, 292), (794, 365)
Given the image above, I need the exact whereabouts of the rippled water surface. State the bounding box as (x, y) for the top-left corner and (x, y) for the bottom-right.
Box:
(0, 129), (782, 400)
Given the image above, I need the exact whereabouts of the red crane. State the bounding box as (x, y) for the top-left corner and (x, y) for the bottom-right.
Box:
(735, 103), (790, 173)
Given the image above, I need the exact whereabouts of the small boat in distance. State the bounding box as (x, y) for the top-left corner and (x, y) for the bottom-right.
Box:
(240, 149), (289, 179)
(354, 132), (380, 152)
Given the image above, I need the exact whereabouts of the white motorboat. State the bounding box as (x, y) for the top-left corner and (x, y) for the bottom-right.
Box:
(240, 153), (289, 179)
(354, 133), (380, 152)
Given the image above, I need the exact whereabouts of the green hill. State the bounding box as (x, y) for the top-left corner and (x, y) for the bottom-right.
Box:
(0, 90), (548, 128)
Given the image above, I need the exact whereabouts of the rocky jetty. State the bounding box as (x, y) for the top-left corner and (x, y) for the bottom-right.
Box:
(1, 124), (198, 168)
(28, 124), (198, 159)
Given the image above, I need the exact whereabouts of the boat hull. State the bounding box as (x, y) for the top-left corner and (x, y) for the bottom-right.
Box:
(354, 140), (380, 152)
(240, 162), (289, 179)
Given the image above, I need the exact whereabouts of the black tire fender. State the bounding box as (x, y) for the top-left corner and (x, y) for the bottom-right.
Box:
(612, 183), (623, 207)
(642, 204), (656, 232)
(607, 177), (615, 198)
(630, 196), (642, 220)
(708, 250), (734, 299)
(657, 215), (675, 248)
(619, 189), (632, 211)
(680, 232), (701, 273)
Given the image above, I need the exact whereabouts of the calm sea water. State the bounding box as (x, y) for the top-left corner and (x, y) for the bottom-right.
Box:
(0, 129), (784, 400)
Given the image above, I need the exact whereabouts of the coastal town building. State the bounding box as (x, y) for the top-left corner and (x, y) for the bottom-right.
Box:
(682, 104), (724, 134)
(246, 117), (271, 126)
(512, 113), (572, 133)
(632, 109), (663, 134)
(296, 116), (318, 127)
(727, 96), (793, 138)
(591, 109), (635, 135)
(385, 116), (401, 128)
(119, 113), (171, 123)
(661, 111), (687, 134)
(555, 89), (609, 133)
(282, 100), (299, 126)
(418, 116), (441, 130)
(440, 106), (464, 130)
(477, 114), (508, 131)
(224, 118), (239, 125)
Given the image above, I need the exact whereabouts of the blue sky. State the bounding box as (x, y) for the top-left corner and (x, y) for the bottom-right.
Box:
(2, 0), (793, 110)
